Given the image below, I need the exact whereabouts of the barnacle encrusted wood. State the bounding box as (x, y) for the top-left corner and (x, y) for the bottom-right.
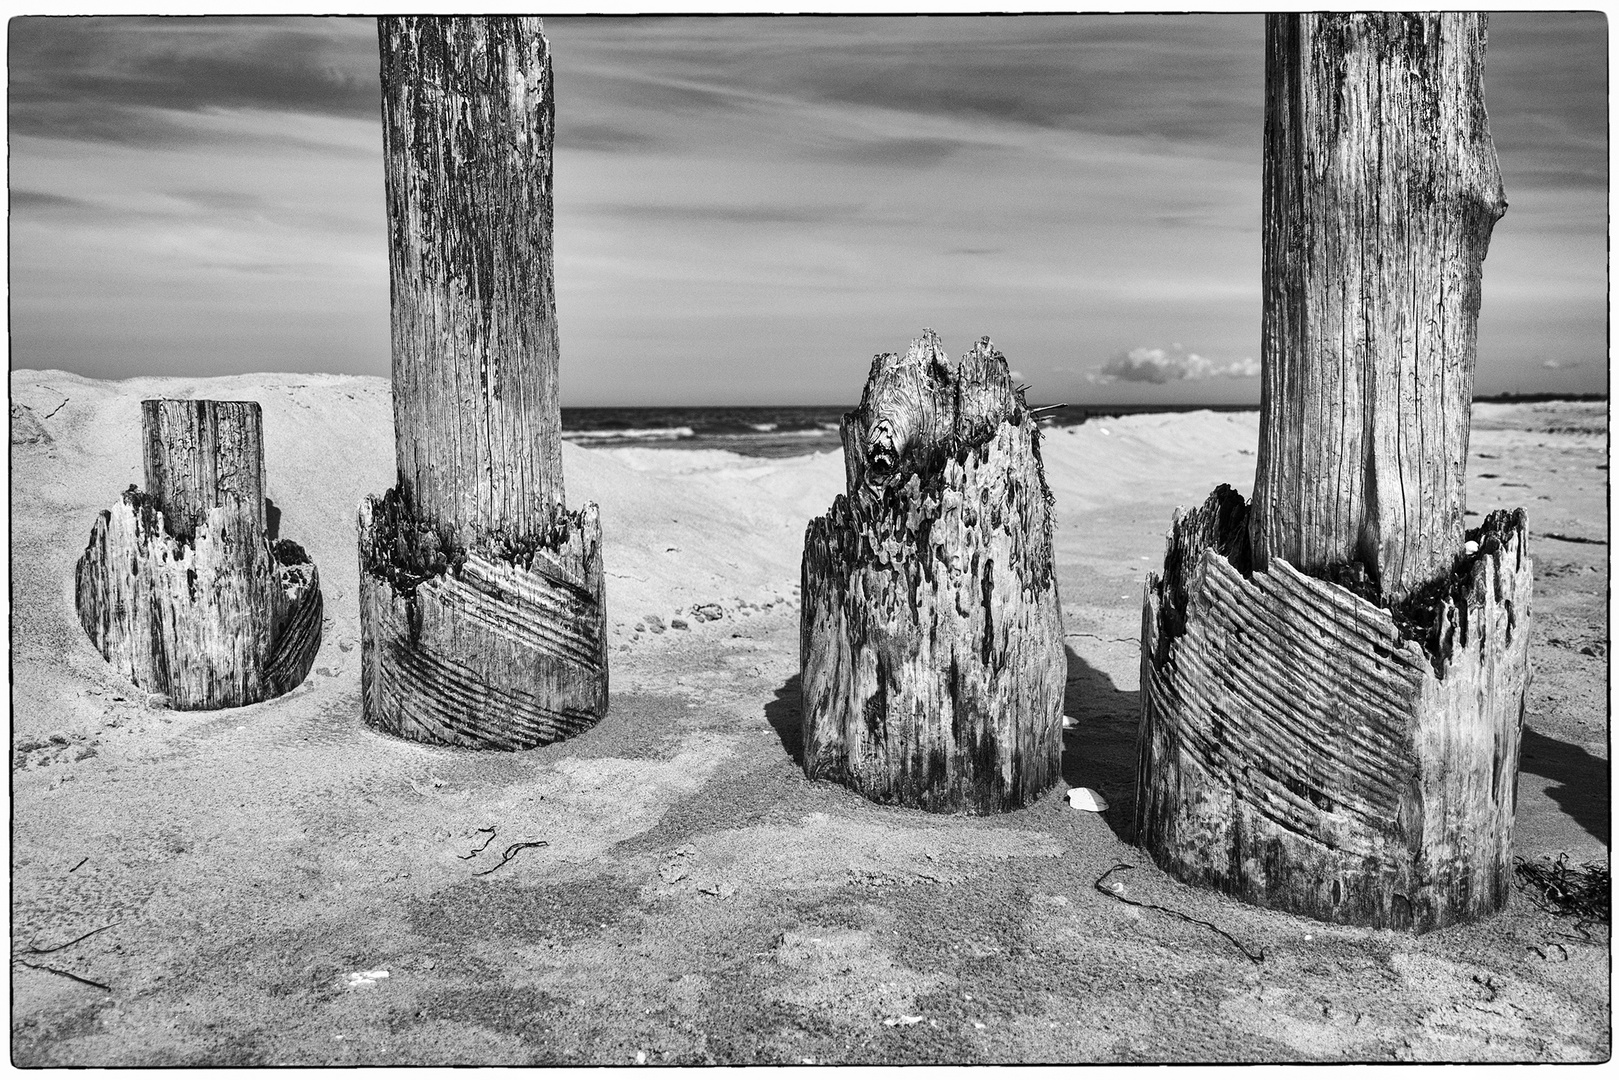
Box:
(75, 399), (323, 710)
(359, 16), (607, 749)
(1136, 14), (1530, 931)
(800, 330), (1065, 813)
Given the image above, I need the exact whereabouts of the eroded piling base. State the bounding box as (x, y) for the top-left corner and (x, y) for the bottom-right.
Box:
(357, 491), (608, 750)
(1137, 487), (1532, 931)
(75, 489), (323, 710)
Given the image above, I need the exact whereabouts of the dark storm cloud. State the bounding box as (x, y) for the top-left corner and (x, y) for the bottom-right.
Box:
(8, 15), (379, 143)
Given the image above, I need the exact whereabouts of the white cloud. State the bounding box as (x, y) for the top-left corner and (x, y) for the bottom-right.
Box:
(1088, 345), (1259, 384)
(1542, 357), (1585, 369)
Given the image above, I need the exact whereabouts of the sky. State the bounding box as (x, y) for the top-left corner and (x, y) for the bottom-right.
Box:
(7, 13), (1609, 406)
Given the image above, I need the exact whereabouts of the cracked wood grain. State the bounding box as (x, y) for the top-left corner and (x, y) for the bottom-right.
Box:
(379, 15), (565, 554)
(361, 17), (606, 749)
(800, 331), (1065, 813)
(1251, 13), (1507, 604)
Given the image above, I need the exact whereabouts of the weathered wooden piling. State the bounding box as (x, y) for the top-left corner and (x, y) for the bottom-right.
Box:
(1136, 13), (1531, 932)
(358, 16), (607, 749)
(800, 330), (1066, 813)
(75, 399), (323, 710)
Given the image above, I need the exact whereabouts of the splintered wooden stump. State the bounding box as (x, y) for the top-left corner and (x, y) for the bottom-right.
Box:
(1138, 490), (1532, 931)
(359, 16), (608, 749)
(801, 330), (1065, 813)
(74, 399), (323, 710)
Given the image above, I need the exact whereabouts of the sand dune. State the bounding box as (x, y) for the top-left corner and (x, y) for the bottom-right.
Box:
(8, 369), (1608, 1064)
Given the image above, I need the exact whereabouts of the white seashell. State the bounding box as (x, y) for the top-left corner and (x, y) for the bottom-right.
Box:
(1066, 787), (1109, 812)
(343, 969), (390, 990)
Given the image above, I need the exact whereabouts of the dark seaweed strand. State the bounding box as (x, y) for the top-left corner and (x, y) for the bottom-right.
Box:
(1093, 863), (1264, 964)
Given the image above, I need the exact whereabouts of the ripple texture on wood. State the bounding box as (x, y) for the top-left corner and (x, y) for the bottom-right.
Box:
(1138, 488), (1532, 931)
(75, 492), (323, 710)
(801, 332), (1065, 814)
(357, 493), (608, 750)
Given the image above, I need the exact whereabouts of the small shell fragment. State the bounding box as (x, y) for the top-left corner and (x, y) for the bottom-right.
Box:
(1066, 787), (1109, 812)
(343, 969), (390, 990)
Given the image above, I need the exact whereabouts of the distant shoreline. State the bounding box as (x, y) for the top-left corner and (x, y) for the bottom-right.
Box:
(559, 393), (1606, 458)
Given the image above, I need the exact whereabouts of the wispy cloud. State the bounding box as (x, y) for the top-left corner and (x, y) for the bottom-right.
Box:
(10, 189), (100, 213)
(1542, 358), (1585, 370)
(1484, 12), (1607, 193)
(1089, 345), (1259, 384)
(9, 16), (380, 146)
(593, 202), (866, 226)
(4, 14), (1607, 402)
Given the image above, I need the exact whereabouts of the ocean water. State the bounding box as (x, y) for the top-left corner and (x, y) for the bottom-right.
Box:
(560, 403), (1260, 458)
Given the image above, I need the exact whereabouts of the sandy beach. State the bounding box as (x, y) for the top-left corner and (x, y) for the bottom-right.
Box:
(9, 369), (1609, 1064)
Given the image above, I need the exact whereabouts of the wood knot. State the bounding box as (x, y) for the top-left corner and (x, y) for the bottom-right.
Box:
(865, 418), (901, 476)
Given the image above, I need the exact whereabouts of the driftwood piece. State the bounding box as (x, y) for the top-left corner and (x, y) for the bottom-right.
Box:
(74, 399), (322, 710)
(1251, 12), (1507, 604)
(360, 16), (607, 749)
(1136, 14), (1531, 931)
(1138, 492), (1531, 931)
(800, 331), (1065, 813)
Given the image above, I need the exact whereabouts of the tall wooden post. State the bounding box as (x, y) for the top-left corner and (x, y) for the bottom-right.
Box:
(1251, 12), (1507, 603)
(1136, 14), (1532, 932)
(75, 399), (323, 710)
(358, 16), (608, 750)
(800, 331), (1066, 814)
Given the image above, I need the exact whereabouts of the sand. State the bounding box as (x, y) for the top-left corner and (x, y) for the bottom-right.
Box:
(8, 369), (1610, 1064)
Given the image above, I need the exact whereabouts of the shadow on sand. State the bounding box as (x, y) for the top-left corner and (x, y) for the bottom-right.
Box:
(1062, 644), (1141, 843)
(1520, 725), (1611, 848)
(766, 648), (1145, 842)
(764, 674), (806, 771)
